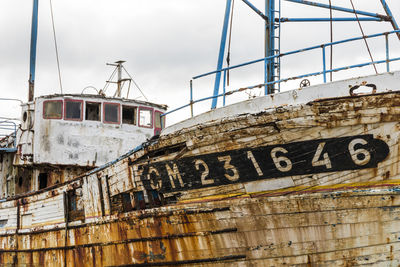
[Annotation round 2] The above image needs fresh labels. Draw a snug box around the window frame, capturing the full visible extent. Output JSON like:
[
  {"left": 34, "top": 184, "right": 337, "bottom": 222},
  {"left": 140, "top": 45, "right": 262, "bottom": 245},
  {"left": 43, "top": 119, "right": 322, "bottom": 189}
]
[
  {"left": 64, "top": 99, "right": 83, "bottom": 121},
  {"left": 43, "top": 100, "right": 63, "bottom": 120},
  {"left": 122, "top": 105, "right": 137, "bottom": 125},
  {"left": 85, "top": 101, "right": 102, "bottom": 122},
  {"left": 138, "top": 106, "right": 154, "bottom": 128},
  {"left": 154, "top": 110, "right": 165, "bottom": 135},
  {"left": 154, "top": 110, "right": 165, "bottom": 127},
  {"left": 103, "top": 102, "right": 121, "bottom": 124}
]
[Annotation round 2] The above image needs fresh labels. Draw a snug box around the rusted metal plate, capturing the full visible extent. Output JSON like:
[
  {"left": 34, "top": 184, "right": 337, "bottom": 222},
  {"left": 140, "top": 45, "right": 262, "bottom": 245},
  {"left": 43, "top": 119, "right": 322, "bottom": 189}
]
[{"left": 0, "top": 184, "right": 399, "bottom": 266}]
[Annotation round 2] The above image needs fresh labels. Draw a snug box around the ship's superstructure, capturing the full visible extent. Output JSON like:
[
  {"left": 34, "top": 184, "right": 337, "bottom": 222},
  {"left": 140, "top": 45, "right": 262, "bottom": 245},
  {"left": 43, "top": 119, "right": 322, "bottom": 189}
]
[{"left": 0, "top": 94, "right": 166, "bottom": 198}]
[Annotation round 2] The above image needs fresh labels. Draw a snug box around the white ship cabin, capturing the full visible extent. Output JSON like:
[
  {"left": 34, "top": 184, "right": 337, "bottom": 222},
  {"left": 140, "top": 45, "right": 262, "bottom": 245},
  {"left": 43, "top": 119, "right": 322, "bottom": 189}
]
[{"left": 0, "top": 94, "right": 166, "bottom": 198}]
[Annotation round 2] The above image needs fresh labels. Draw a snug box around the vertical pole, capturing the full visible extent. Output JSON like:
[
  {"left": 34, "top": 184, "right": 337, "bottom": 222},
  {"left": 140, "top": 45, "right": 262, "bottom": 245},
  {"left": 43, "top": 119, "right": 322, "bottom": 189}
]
[
  {"left": 277, "top": 0, "right": 281, "bottom": 92},
  {"left": 117, "top": 63, "right": 122, "bottom": 97},
  {"left": 322, "top": 45, "right": 327, "bottom": 83},
  {"left": 28, "top": 0, "right": 39, "bottom": 102},
  {"left": 223, "top": 70, "right": 227, "bottom": 106},
  {"left": 264, "top": 0, "right": 268, "bottom": 95},
  {"left": 380, "top": 0, "right": 400, "bottom": 41},
  {"left": 211, "top": 0, "right": 232, "bottom": 109},
  {"left": 385, "top": 33, "right": 390, "bottom": 72},
  {"left": 265, "top": 0, "right": 275, "bottom": 95},
  {"left": 190, "top": 80, "right": 194, "bottom": 118}
]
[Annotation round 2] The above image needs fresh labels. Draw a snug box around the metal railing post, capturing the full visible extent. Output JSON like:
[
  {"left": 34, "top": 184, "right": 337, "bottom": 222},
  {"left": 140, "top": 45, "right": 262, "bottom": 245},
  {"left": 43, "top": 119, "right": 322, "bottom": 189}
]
[
  {"left": 190, "top": 80, "right": 194, "bottom": 118},
  {"left": 385, "top": 33, "right": 390, "bottom": 72},
  {"left": 164, "top": 30, "right": 400, "bottom": 122},
  {"left": 223, "top": 70, "right": 227, "bottom": 106},
  {"left": 322, "top": 45, "right": 327, "bottom": 83}
]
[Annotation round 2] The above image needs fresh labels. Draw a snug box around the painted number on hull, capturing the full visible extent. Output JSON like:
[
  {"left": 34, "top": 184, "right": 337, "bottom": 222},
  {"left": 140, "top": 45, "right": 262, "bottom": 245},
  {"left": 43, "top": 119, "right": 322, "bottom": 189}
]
[
  {"left": 312, "top": 142, "right": 332, "bottom": 169},
  {"left": 348, "top": 138, "right": 371, "bottom": 166},
  {"left": 138, "top": 135, "right": 389, "bottom": 193},
  {"left": 271, "top": 147, "right": 292, "bottom": 172}
]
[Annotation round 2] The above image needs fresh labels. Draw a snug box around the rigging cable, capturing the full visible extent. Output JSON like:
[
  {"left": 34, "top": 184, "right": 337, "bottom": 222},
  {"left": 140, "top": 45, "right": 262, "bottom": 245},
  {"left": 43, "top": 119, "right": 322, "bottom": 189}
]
[
  {"left": 349, "top": 0, "right": 378, "bottom": 74},
  {"left": 226, "top": 0, "right": 235, "bottom": 86},
  {"left": 49, "top": 0, "right": 63, "bottom": 93},
  {"left": 328, "top": 0, "right": 333, "bottom": 82},
  {"left": 122, "top": 66, "right": 148, "bottom": 101},
  {"left": 102, "top": 67, "right": 117, "bottom": 94}
]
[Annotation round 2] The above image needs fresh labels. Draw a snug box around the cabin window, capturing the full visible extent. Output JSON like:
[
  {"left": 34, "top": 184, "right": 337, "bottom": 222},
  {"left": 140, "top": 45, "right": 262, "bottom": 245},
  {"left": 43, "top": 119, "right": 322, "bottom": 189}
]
[
  {"left": 85, "top": 102, "right": 101, "bottom": 121},
  {"left": 122, "top": 106, "right": 137, "bottom": 125},
  {"left": 104, "top": 103, "right": 120, "bottom": 124},
  {"left": 64, "top": 100, "right": 83, "bottom": 121},
  {"left": 38, "top": 173, "right": 48, "bottom": 189},
  {"left": 139, "top": 107, "right": 153, "bottom": 128},
  {"left": 43, "top": 100, "right": 63, "bottom": 119},
  {"left": 154, "top": 111, "right": 165, "bottom": 129}
]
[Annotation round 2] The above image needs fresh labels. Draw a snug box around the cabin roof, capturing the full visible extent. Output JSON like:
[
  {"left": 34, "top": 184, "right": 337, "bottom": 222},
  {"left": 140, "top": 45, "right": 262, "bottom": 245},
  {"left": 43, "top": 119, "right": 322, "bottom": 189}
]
[{"left": 30, "top": 94, "right": 168, "bottom": 110}]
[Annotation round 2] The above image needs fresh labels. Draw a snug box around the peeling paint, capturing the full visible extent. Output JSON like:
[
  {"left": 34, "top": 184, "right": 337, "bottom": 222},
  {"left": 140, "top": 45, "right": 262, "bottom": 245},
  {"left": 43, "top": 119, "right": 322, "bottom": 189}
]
[{"left": 0, "top": 74, "right": 399, "bottom": 265}]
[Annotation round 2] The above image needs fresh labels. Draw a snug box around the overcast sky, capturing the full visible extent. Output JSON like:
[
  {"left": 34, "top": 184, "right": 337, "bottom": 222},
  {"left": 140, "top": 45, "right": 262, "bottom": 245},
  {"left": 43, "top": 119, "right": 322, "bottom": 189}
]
[{"left": 0, "top": 0, "right": 399, "bottom": 126}]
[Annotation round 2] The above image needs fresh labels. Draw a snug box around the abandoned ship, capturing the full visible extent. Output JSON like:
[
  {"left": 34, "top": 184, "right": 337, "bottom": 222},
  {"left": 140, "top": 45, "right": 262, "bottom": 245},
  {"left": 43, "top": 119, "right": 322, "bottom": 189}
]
[{"left": 1, "top": 0, "right": 400, "bottom": 266}]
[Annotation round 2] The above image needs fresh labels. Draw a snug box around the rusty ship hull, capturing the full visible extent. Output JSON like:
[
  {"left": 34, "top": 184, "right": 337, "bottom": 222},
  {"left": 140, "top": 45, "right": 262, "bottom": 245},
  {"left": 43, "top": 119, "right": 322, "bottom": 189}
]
[{"left": 1, "top": 77, "right": 400, "bottom": 266}]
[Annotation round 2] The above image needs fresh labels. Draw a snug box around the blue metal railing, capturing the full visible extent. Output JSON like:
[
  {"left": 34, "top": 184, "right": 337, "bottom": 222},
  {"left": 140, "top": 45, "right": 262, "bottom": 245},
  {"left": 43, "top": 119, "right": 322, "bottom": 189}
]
[
  {"left": 0, "top": 98, "right": 21, "bottom": 153},
  {"left": 0, "top": 121, "right": 17, "bottom": 153},
  {"left": 161, "top": 30, "right": 400, "bottom": 119}
]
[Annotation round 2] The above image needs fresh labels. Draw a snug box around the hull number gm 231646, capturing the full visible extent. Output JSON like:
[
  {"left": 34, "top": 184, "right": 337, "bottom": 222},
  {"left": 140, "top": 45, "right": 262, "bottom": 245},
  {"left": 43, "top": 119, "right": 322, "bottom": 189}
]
[{"left": 133, "top": 135, "right": 389, "bottom": 193}]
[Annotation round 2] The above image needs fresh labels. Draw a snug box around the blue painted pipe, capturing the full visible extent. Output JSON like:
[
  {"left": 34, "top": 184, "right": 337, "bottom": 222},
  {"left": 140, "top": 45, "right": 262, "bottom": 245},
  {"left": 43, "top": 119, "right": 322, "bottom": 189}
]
[
  {"left": 322, "top": 46, "right": 326, "bottom": 83},
  {"left": 380, "top": 0, "right": 400, "bottom": 40},
  {"left": 29, "top": 0, "right": 39, "bottom": 101},
  {"left": 241, "top": 0, "right": 266, "bottom": 20},
  {"left": 385, "top": 34, "right": 390, "bottom": 72},
  {"left": 193, "top": 30, "right": 400, "bottom": 80},
  {"left": 279, "top": 17, "right": 382, "bottom": 22},
  {"left": 164, "top": 56, "right": 400, "bottom": 119},
  {"left": 211, "top": 0, "right": 232, "bottom": 109},
  {"left": 285, "top": 0, "right": 388, "bottom": 20},
  {"left": 266, "top": 0, "right": 276, "bottom": 95}
]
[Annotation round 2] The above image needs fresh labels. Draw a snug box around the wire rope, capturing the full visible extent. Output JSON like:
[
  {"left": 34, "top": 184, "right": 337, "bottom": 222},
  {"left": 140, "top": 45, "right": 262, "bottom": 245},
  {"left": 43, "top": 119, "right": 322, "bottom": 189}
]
[
  {"left": 349, "top": 0, "right": 378, "bottom": 74},
  {"left": 122, "top": 66, "right": 148, "bottom": 101},
  {"left": 49, "top": 0, "right": 63, "bottom": 93},
  {"left": 226, "top": 0, "right": 235, "bottom": 87}
]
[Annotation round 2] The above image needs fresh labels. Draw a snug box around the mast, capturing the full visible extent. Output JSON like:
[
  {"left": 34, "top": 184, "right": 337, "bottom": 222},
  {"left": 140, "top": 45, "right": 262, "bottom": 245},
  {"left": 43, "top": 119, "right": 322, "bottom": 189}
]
[
  {"left": 265, "top": 0, "right": 276, "bottom": 95},
  {"left": 28, "top": 0, "right": 39, "bottom": 102},
  {"left": 211, "top": 0, "right": 232, "bottom": 109},
  {"left": 106, "top": 60, "right": 132, "bottom": 98}
]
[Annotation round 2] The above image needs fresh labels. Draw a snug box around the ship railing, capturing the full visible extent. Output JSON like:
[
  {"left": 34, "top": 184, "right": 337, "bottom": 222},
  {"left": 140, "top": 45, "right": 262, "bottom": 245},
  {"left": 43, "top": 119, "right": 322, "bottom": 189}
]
[
  {"left": 161, "top": 29, "right": 400, "bottom": 120},
  {"left": 0, "top": 98, "right": 21, "bottom": 153},
  {"left": 0, "top": 120, "right": 17, "bottom": 153}
]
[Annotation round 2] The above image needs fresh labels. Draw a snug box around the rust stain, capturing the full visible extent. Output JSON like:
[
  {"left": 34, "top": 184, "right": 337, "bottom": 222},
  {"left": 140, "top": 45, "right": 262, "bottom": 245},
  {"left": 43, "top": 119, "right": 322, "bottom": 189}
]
[{"left": 1, "top": 92, "right": 400, "bottom": 266}]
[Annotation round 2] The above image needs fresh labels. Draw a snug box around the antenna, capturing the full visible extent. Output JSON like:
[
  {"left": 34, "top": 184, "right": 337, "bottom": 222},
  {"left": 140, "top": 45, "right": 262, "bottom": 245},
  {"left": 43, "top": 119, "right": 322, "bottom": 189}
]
[{"left": 106, "top": 61, "right": 132, "bottom": 98}]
